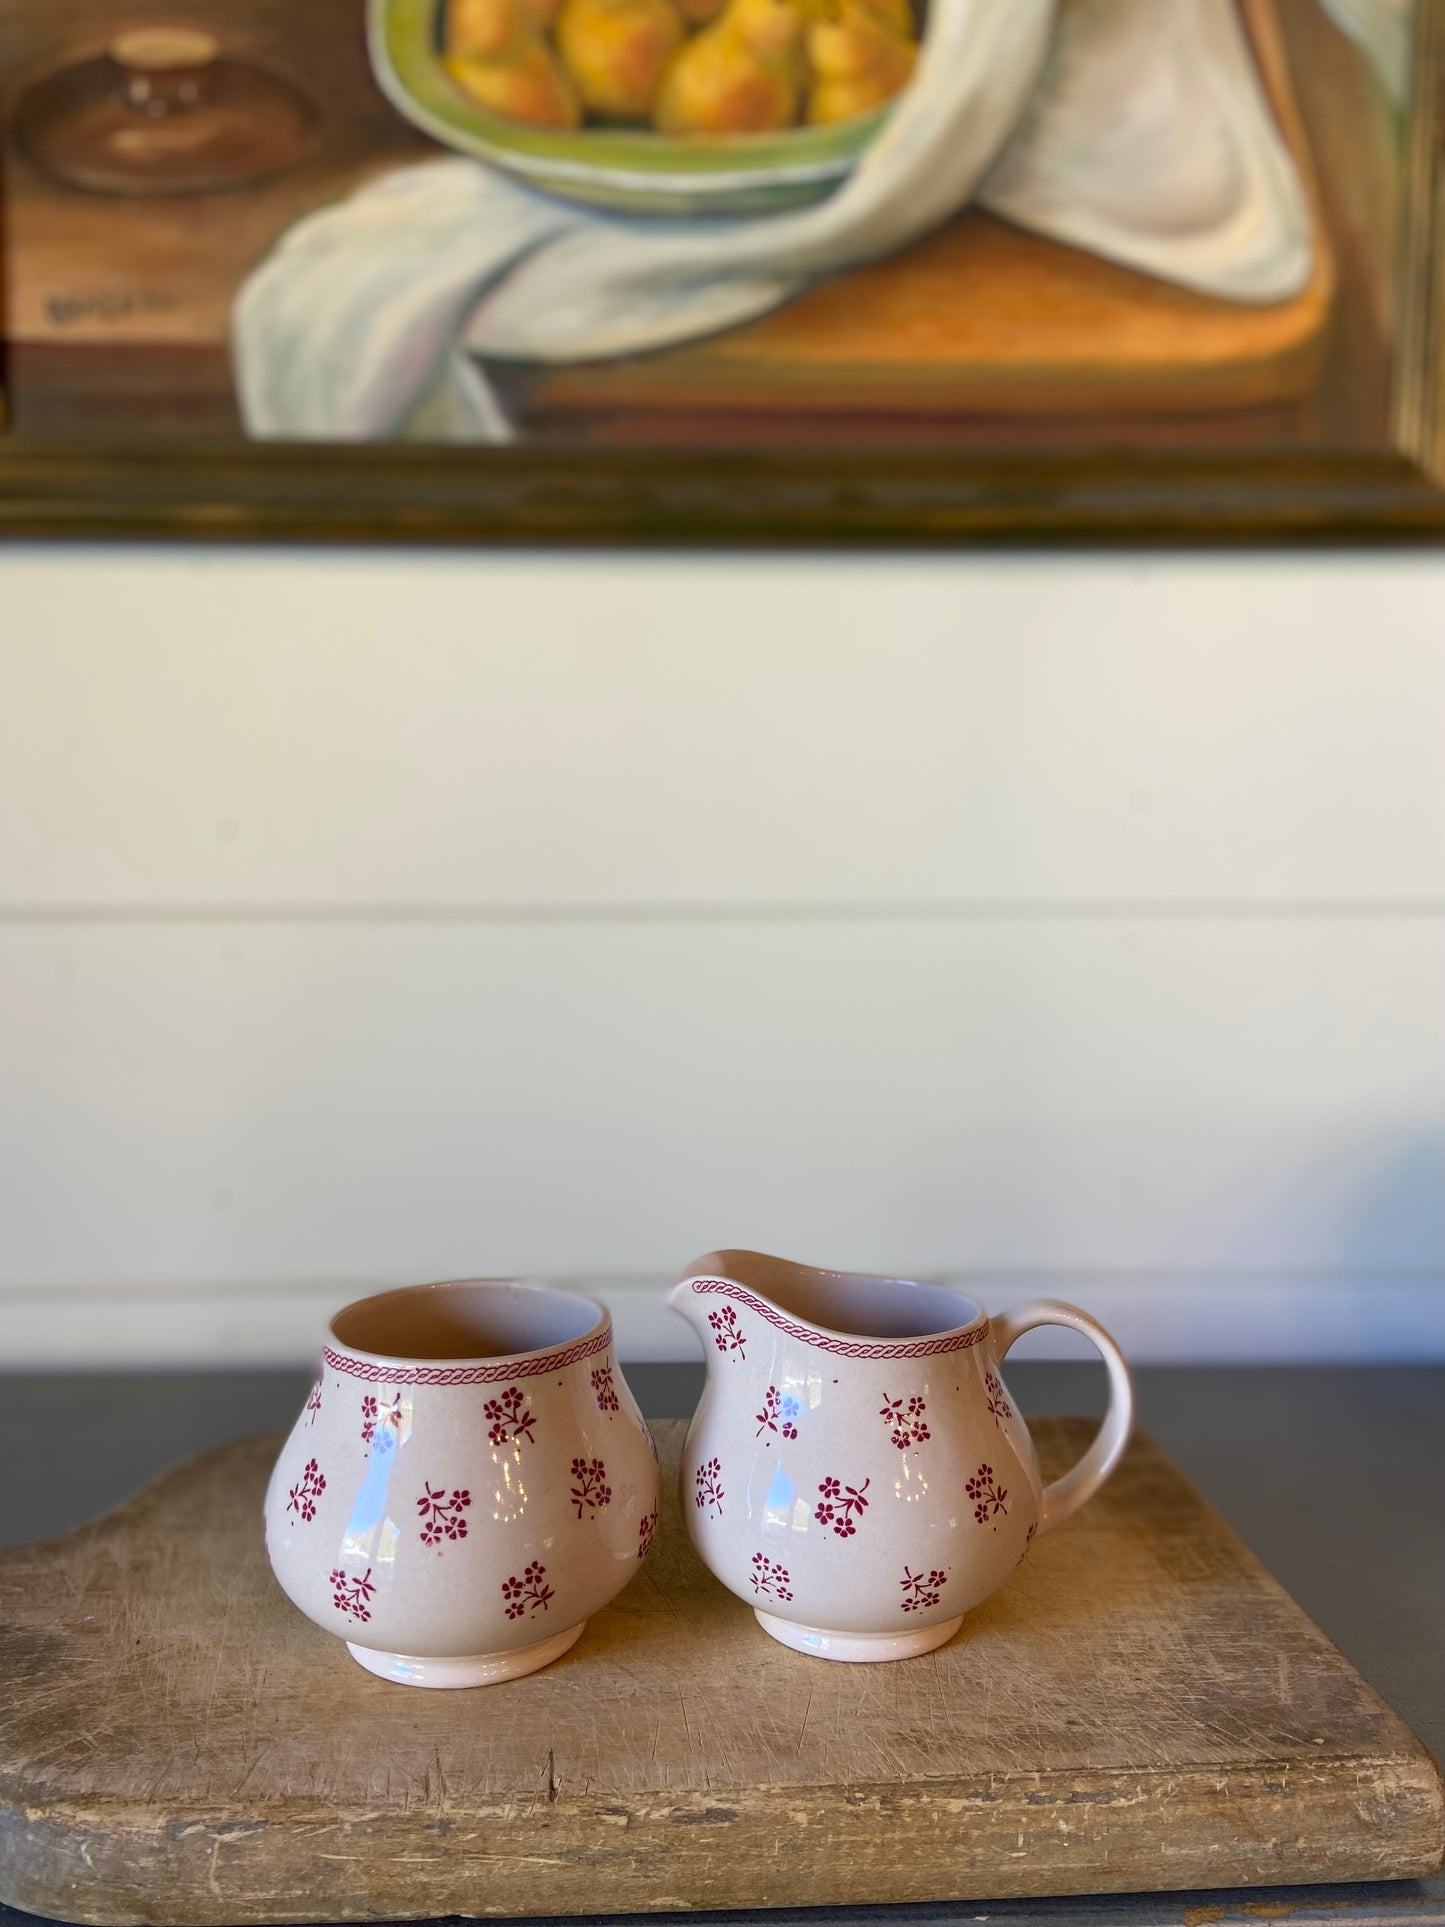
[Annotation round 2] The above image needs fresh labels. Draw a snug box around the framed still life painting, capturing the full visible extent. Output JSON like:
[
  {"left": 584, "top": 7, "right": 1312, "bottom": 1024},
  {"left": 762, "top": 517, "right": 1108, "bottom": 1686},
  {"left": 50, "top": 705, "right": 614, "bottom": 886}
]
[{"left": 0, "top": 0, "right": 1440, "bottom": 540}]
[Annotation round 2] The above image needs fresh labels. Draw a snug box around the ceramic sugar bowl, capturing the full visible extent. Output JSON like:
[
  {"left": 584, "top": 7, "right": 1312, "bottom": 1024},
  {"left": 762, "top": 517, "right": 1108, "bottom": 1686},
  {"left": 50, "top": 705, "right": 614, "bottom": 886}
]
[
  {"left": 265, "top": 1279, "right": 659, "bottom": 1687},
  {"left": 670, "top": 1250, "right": 1133, "bottom": 1662}
]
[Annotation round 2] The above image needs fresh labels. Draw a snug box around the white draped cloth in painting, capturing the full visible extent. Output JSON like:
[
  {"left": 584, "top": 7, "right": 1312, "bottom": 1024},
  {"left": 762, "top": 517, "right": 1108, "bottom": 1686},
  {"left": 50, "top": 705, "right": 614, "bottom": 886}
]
[{"left": 233, "top": 0, "right": 1318, "bottom": 443}]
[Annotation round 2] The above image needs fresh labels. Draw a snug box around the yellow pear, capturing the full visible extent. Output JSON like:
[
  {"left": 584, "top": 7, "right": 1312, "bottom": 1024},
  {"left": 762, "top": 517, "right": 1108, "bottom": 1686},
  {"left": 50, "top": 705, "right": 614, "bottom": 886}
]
[
  {"left": 448, "top": 0, "right": 558, "bottom": 56},
  {"left": 805, "top": 0, "right": 916, "bottom": 125},
  {"left": 556, "top": 0, "right": 686, "bottom": 120},
  {"left": 676, "top": 0, "right": 727, "bottom": 26},
  {"left": 847, "top": 0, "right": 913, "bottom": 34},
  {"left": 447, "top": 38, "right": 582, "bottom": 126},
  {"left": 652, "top": 0, "right": 812, "bottom": 135}
]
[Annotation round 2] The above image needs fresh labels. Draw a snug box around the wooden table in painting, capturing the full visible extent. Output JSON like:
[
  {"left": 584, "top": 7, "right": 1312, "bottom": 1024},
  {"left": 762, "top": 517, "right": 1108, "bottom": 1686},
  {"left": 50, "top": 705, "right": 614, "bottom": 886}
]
[{"left": 0, "top": 0, "right": 1402, "bottom": 449}]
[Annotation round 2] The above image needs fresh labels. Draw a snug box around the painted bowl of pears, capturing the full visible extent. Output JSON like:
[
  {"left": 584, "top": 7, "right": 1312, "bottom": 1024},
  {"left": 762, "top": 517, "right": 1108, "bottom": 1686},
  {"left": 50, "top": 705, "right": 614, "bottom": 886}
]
[{"left": 369, "top": 0, "right": 919, "bottom": 214}]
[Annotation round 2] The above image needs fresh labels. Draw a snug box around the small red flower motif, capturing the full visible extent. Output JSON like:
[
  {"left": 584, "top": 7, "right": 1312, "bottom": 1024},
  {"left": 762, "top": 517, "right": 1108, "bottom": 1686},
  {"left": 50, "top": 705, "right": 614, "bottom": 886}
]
[
  {"left": 880, "top": 1393, "right": 930, "bottom": 1451},
  {"left": 815, "top": 1475, "right": 871, "bottom": 1537},
  {"left": 984, "top": 1369, "right": 1012, "bottom": 1427},
  {"left": 591, "top": 1364, "right": 620, "bottom": 1414},
  {"left": 484, "top": 1383, "right": 536, "bottom": 1447},
  {"left": 966, "top": 1461, "right": 1009, "bottom": 1528},
  {"left": 285, "top": 1457, "right": 326, "bottom": 1522},
  {"left": 304, "top": 1379, "right": 322, "bottom": 1426},
  {"left": 361, "top": 1392, "right": 402, "bottom": 1449},
  {"left": 638, "top": 1509, "right": 658, "bottom": 1560},
  {"left": 756, "top": 1385, "right": 801, "bottom": 1440},
  {"left": 570, "top": 1456, "right": 612, "bottom": 1518},
  {"left": 501, "top": 1560, "right": 554, "bottom": 1619},
  {"left": 1024, "top": 1520, "right": 1037, "bottom": 1551},
  {"left": 694, "top": 1456, "right": 724, "bottom": 1517},
  {"left": 749, "top": 1553, "right": 794, "bottom": 1602},
  {"left": 900, "top": 1564, "right": 948, "bottom": 1612},
  {"left": 707, "top": 1305, "right": 747, "bottom": 1358},
  {"left": 329, "top": 1566, "right": 376, "bottom": 1621},
  {"left": 416, "top": 1481, "right": 472, "bottom": 1550}
]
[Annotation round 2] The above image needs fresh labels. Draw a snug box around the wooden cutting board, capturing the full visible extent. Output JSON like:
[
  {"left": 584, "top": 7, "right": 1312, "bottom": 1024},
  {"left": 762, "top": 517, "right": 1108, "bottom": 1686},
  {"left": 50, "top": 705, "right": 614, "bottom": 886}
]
[{"left": 0, "top": 1420, "right": 1440, "bottom": 1927}]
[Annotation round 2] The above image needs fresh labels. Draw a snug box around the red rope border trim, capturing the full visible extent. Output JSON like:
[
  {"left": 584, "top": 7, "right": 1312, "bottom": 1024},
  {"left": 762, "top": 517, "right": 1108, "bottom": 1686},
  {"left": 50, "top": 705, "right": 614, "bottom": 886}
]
[
  {"left": 323, "top": 1323, "right": 610, "bottom": 1385},
  {"left": 689, "top": 1279, "right": 987, "bottom": 1359}
]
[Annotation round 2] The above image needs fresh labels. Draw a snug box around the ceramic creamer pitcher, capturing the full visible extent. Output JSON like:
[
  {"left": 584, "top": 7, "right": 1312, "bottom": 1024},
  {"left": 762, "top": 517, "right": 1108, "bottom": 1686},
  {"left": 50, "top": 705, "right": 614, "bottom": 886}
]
[{"left": 670, "top": 1250, "right": 1132, "bottom": 1661}]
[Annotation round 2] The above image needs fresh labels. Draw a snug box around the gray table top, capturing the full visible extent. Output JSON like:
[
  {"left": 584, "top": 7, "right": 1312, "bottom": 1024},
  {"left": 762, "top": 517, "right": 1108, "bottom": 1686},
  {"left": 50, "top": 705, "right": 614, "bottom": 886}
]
[{"left": 1, "top": 1363, "right": 1441, "bottom": 1927}]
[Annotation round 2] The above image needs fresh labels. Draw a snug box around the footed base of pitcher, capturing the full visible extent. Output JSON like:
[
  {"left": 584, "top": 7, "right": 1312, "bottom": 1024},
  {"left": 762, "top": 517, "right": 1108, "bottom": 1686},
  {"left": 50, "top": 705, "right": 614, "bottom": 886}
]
[
  {"left": 754, "top": 1609, "right": 964, "bottom": 1663},
  {"left": 346, "top": 1621, "right": 586, "bottom": 1688}
]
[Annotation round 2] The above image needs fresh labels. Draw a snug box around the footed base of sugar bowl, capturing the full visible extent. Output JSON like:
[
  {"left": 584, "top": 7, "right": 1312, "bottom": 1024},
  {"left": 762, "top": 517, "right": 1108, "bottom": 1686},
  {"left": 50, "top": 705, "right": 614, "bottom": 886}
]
[
  {"left": 346, "top": 1621, "right": 586, "bottom": 1688},
  {"left": 754, "top": 1609, "right": 964, "bottom": 1663}
]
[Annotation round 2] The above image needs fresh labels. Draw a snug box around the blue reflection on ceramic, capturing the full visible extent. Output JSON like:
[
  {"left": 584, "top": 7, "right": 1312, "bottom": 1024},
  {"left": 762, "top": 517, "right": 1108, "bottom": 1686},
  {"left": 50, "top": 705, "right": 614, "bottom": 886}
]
[
  {"left": 762, "top": 1458, "right": 794, "bottom": 1530},
  {"left": 343, "top": 1429, "right": 400, "bottom": 1560}
]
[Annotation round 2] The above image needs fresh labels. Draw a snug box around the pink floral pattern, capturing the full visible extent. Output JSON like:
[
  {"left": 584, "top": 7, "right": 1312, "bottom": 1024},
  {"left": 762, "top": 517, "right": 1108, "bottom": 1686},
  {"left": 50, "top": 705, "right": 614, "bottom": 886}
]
[
  {"left": 750, "top": 1554, "right": 794, "bottom": 1601},
  {"left": 416, "top": 1481, "right": 472, "bottom": 1550},
  {"left": 285, "top": 1457, "right": 326, "bottom": 1522},
  {"left": 685, "top": 1279, "right": 985, "bottom": 1360},
  {"left": 694, "top": 1456, "right": 725, "bottom": 1517},
  {"left": 591, "top": 1363, "right": 620, "bottom": 1413},
  {"left": 708, "top": 1304, "right": 747, "bottom": 1358},
  {"left": 755, "top": 1384, "right": 801, "bottom": 1440},
  {"left": 304, "top": 1379, "right": 322, "bottom": 1426},
  {"left": 966, "top": 1461, "right": 1009, "bottom": 1527},
  {"left": 330, "top": 1566, "right": 376, "bottom": 1621},
  {"left": 502, "top": 1561, "right": 555, "bottom": 1619},
  {"left": 484, "top": 1384, "right": 536, "bottom": 1447},
  {"left": 880, "top": 1393, "right": 930, "bottom": 1451},
  {"left": 815, "top": 1475, "right": 871, "bottom": 1537},
  {"left": 361, "top": 1392, "right": 401, "bottom": 1448},
  {"left": 900, "top": 1564, "right": 948, "bottom": 1612},
  {"left": 569, "top": 1455, "right": 612, "bottom": 1517},
  {"left": 637, "top": 1509, "right": 658, "bottom": 1559},
  {"left": 984, "top": 1369, "right": 1012, "bottom": 1426}
]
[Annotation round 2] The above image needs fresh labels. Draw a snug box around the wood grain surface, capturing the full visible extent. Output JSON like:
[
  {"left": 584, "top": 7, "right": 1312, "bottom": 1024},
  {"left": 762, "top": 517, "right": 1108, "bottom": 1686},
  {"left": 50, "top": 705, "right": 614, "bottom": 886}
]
[{"left": 0, "top": 1420, "right": 1440, "bottom": 1927}]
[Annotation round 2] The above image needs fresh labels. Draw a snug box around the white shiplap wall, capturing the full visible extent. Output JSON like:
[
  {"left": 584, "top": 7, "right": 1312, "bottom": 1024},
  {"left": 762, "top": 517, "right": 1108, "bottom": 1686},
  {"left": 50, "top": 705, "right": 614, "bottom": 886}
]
[{"left": 1, "top": 545, "right": 1442, "bottom": 1366}]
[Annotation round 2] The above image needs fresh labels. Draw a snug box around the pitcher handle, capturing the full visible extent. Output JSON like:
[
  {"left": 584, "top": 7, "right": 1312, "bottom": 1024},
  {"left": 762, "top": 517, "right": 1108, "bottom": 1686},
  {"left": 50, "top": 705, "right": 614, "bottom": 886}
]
[{"left": 988, "top": 1300, "right": 1133, "bottom": 1535}]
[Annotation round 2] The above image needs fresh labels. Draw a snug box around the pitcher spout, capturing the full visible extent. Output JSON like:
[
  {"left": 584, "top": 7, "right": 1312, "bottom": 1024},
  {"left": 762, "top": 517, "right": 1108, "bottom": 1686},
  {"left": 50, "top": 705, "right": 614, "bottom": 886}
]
[
  {"left": 667, "top": 1254, "right": 734, "bottom": 1340},
  {"left": 667, "top": 1277, "right": 701, "bottom": 1327},
  {"left": 668, "top": 1249, "right": 989, "bottom": 1353}
]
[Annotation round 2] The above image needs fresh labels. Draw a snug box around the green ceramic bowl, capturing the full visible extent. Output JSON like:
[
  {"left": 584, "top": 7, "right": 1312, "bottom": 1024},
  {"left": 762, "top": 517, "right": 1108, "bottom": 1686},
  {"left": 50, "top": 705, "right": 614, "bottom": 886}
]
[{"left": 368, "top": 0, "right": 889, "bottom": 215}]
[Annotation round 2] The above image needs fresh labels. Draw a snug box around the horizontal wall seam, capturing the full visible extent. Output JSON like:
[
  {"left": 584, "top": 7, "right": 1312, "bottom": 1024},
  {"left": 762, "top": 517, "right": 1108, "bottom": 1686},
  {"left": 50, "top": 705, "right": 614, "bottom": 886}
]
[
  {"left": 4, "top": 899, "right": 1445, "bottom": 926},
  {"left": 4, "top": 1272, "right": 1444, "bottom": 1302}
]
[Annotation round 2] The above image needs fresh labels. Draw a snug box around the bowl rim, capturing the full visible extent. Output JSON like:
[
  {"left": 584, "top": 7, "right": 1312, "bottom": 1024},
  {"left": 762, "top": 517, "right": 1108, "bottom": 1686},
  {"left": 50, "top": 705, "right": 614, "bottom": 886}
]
[
  {"left": 327, "top": 1277, "right": 611, "bottom": 1370},
  {"left": 369, "top": 0, "right": 887, "bottom": 195}
]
